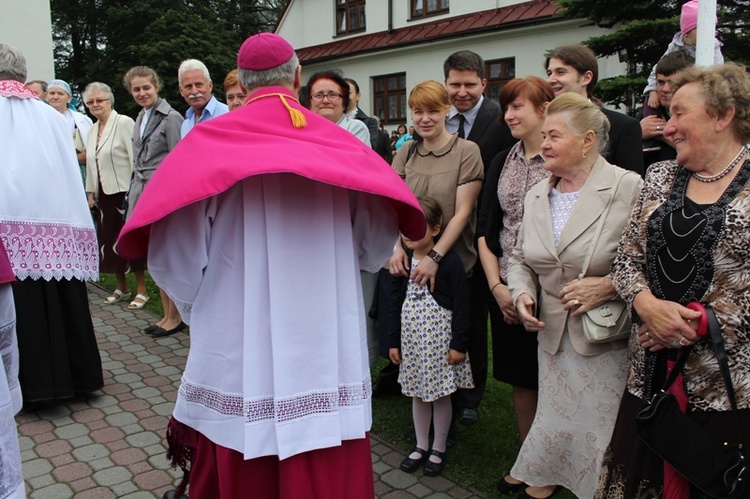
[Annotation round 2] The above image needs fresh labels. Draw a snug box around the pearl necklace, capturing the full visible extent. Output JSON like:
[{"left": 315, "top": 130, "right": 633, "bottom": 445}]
[{"left": 692, "top": 147, "right": 747, "bottom": 183}]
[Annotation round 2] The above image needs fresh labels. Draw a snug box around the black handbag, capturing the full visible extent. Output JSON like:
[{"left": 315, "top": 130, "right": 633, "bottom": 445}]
[{"left": 635, "top": 308, "right": 747, "bottom": 498}]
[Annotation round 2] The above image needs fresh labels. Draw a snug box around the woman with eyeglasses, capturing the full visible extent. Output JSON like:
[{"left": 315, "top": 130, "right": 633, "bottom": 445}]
[
  {"left": 306, "top": 71, "right": 370, "bottom": 145},
  {"left": 83, "top": 82, "right": 148, "bottom": 307}
]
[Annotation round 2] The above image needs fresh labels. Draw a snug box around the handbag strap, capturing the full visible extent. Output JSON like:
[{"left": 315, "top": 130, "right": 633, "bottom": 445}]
[
  {"left": 659, "top": 307, "right": 745, "bottom": 444},
  {"left": 706, "top": 308, "right": 739, "bottom": 412},
  {"left": 578, "top": 172, "right": 625, "bottom": 280}
]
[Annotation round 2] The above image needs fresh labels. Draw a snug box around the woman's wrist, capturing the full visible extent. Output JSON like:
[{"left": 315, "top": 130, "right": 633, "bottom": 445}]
[{"left": 490, "top": 282, "right": 502, "bottom": 293}]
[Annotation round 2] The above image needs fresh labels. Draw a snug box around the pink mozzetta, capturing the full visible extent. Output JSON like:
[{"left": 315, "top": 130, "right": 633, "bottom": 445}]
[{"left": 117, "top": 86, "right": 425, "bottom": 260}]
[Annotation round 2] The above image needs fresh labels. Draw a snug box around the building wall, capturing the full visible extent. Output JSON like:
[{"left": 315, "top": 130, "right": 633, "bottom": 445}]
[
  {"left": 2, "top": 0, "right": 55, "bottom": 81},
  {"left": 278, "top": 0, "right": 537, "bottom": 49},
  {"left": 297, "top": 19, "right": 625, "bottom": 126}
]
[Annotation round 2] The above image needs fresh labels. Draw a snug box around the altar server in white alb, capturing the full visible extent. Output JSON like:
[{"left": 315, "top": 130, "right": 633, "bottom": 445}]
[{"left": 117, "top": 32, "right": 424, "bottom": 498}]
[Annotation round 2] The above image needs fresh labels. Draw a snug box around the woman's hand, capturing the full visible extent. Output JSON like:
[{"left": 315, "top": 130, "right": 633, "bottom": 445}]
[
  {"left": 516, "top": 293, "right": 545, "bottom": 332},
  {"left": 492, "top": 283, "right": 519, "bottom": 324},
  {"left": 634, "top": 291, "right": 703, "bottom": 351},
  {"left": 447, "top": 349, "right": 466, "bottom": 365},
  {"left": 560, "top": 277, "right": 617, "bottom": 317},
  {"left": 389, "top": 348, "right": 402, "bottom": 365},
  {"left": 389, "top": 243, "right": 410, "bottom": 277},
  {"left": 87, "top": 193, "right": 96, "bottom": 210},
  {"left": 411, "top": 257, "right": 438, "bottom": 292}
]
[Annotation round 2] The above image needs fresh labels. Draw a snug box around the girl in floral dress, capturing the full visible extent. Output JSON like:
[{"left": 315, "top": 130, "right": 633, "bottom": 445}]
[{"left": 388, "top": 197, "right": 473, "bottom": 477}]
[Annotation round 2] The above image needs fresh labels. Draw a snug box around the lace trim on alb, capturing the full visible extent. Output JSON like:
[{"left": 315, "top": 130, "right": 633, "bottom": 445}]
[
  {"left": 180, "top": 377, "right": 372, "bottom": 425},
  {"left": 172, "top": 298, "right": 192, "bottom": 323},
  {"left": 0, "top": 220, "right": 98, "bottom": 281},
  {"left": 0, "top": 80, "right": 36, "bottom": 99}
]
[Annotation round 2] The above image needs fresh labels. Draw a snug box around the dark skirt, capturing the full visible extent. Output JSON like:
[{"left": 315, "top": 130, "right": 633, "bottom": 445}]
[
  {"left": 12, "top": 278, "right": 103, "bottom": 402},
  {"left": 489, "top": 299, "right": 538, "bottom": 390},
  {"left": 97, "top": 187, "right": 145, "bottom": 273},
  {"left": 596, "top": 390, "right": 750, "bottom": 499}
]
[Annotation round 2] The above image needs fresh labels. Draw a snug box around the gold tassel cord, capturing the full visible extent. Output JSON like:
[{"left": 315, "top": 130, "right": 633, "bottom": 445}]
[{"left": 246, "top": 93, "right": 307, "bottom": 128}]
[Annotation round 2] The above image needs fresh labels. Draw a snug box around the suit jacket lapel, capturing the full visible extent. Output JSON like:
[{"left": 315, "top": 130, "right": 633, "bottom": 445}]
[
  {"left": 467, "top": 99, "right": 491, "bottom": 142},
  {"left": 96, "top": 111, "right": 117, "bottom": 153},
  {"left": 529, "top": 178, "right": 560, "bottom": 262},
  {"left": 555, "top": 156, "right": 614, "bottom": 255}
]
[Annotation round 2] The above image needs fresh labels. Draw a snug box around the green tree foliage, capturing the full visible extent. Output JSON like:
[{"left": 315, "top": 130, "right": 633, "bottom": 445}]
[
  {"left": 51, "top": 0, "right": 284, "bottom": 117},
  {"left": 556, "top": 0, "right": 749, "bottom": 112}
]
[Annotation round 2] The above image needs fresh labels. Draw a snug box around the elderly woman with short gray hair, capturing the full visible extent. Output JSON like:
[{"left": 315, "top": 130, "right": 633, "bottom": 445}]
[{"left": 83, "top": 82, "right": 148, "bottom": 307}]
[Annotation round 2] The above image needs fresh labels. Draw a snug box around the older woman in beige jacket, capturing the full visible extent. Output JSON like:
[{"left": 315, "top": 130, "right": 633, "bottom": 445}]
[
  {"left": 84, "top": 82, "right": 147, "bottom": 307},
  {"left": 506, "top": 93, "right": 642, "bottom": 499}
]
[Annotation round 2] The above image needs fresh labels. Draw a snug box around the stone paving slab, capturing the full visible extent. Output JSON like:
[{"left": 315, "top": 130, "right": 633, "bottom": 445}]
[{"left": 16, "top": 283, "right": 485, "bottom": 498}]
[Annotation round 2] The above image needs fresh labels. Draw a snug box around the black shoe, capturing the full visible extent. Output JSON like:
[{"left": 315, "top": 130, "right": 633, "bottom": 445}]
[
  {"left": 517, "top": 485, "right": 561, "bottom": 499},
  {"left": 144, "top": 324, "right": 158, "bottom": 335},
  {"left": 496, "top": 477, "right": 526, "bottom": 495},
  {"left": 400, "top": 447, "right": 429, "bottom": 473},
  {"left": 162, "top": 491, "right": 188, "bottom": 499},
  {"left": 151, "top": 321, "right": 187, "bottom": 338},
  {"left": 458, "top": 407, "right": 479, "bottom": 426},
  {"left": 422, "top": 449, "right": 446, "bottom": 477}
]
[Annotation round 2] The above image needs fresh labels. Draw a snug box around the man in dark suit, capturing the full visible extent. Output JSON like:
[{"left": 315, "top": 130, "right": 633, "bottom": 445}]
[
  {"left": 545, "top": 44, "right": 644, "bottom": 175},
  {"left": 442, "top": 50, "right": 516, "bottom": 427}
]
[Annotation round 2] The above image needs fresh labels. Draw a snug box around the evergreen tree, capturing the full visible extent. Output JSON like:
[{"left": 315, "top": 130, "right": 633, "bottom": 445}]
[
  {"left": 51, "top": 0, "right": 284, "bottom": 117},
  {"left": 556, "top": 0, "right": 748, "bottom": 112}
]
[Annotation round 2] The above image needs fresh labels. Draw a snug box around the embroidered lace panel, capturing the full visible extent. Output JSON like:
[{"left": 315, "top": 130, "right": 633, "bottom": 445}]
[
  {"left": 180, "top": 377, "right": 372, "bottom": 424},
  {"left": 0, "top": 220, "right": 98, "bottom": 281},
  {"left": 0, "top": 80, "right": 36, "bottom": 99}
]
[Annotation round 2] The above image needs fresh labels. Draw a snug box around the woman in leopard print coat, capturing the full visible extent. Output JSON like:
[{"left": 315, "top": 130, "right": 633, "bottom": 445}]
[{"left": 596, "top": 64, "right": 750, "bottom": 499}]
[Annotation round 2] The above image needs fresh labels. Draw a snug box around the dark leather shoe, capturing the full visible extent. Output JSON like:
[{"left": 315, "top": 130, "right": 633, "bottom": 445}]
[
  {"left": 458, "top": 407, "right": 479, "bottom": 425},
  {"left": 144, "top": 324, "right": 158, "bottom": 335},
  {"left": 496, "top": 476, "right": 526, "bottom": 495},
  {"left": 422, "top": 449, "right": 446, "bottom": 477},
  {"left": 517, "top": 485, "right": 561, "bottom": 499},
  {"left": 151, "top": 321, "right": 187, "bottom": 338},
  {"left": 400, "top": 447, "right": 429, "bottom": 473}
]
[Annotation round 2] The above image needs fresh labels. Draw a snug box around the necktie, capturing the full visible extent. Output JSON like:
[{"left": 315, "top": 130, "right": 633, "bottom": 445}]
[{"left": 457, "top": 114, "right": 466, "bottom": 139}]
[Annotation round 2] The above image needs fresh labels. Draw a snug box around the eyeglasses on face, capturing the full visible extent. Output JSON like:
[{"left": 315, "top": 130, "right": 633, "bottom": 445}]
[
  {"left": 85, "top": 98, "right": 109, "bottom": 106},
  {"left": 311, "top": 92, "right": 342, "bottom": 101}
]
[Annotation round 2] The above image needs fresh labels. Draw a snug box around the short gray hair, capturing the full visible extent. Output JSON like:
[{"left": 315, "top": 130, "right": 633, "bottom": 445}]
[
  {"left": 0, "top": 43, "right": 27, "bottom": 83},
  {"left": 238, "top": 53, "right": 299, "bottom": 93},
  {"left": 83, "top": 81, "right": 115, "bottom": 106},
  {"left": 178, "top": 59, "right": 211, "bottom": 86}
]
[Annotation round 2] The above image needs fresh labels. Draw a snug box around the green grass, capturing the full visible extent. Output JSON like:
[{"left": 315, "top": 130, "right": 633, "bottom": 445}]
[{"left": 97, "top": 272, "right": 576, "bottom": 498}]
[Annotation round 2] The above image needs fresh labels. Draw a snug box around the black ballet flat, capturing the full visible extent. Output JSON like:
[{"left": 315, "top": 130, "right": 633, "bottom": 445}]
[
  {"left": 144, "top": 324, "right": 158, "bottom": 335},
  {"left": 151, "top": 321, "right": 187, "bottom": 338},
  {"left": 400, "top": 447, "right": 429, "bottom": 473},
  {"left": 422, "top": 449, "right": 446, "bottom": 477},
  {"left": 496, "top": 476, "right": 526, "bottom": 495}
]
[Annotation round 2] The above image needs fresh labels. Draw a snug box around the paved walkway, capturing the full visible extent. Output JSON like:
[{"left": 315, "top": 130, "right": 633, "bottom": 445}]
[{"left": 18, "top": 283, "right": 486, "bottom": 498}]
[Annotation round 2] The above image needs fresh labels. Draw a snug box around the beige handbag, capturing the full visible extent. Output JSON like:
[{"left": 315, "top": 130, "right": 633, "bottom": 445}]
[{"left": 578, "top": 174, "right": 631, "bottom": 344}]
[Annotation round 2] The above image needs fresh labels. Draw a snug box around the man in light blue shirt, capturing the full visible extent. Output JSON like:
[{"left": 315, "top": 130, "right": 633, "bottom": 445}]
[{"left": 178, "top": 59, "right": 228, "bottom": 138}]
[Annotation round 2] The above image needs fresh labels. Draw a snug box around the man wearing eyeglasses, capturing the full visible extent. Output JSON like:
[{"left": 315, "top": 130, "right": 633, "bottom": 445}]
[{"left": 178, "top": 59, "right": 228, "bottom": 138}]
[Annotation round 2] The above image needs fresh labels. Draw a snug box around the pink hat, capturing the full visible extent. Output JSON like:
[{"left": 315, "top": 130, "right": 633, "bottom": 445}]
[
  {"left": 237, "top": 33, "right": 294, "bottom": 71},
  {"left": 680, "top": 0, "right": 698, "bottom": 35}
]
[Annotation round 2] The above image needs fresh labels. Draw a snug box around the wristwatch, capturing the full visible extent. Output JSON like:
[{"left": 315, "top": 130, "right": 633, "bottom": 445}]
[{"left": 427, "top": 249, "right": 443, "bottom": 264}]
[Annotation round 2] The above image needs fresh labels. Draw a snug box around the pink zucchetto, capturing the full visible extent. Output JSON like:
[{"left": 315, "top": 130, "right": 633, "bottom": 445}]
[{"left": 237, "top": 33, "right": 294, "bottom": 71}]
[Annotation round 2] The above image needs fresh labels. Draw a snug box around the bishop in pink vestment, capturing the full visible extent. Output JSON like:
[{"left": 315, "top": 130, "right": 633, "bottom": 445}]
[{"left": 117, "top": 33, "right": 424, "bottom": 498}]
